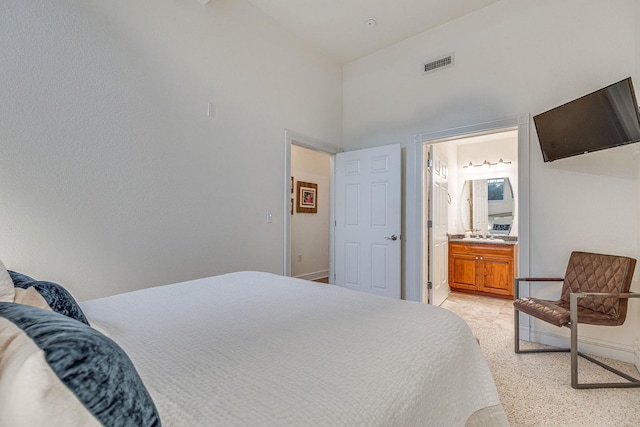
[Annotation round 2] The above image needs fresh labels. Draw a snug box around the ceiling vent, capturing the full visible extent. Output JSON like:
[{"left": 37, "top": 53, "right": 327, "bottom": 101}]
[{"left": 422, "top": 53, "right": 454, "bottom": 75}]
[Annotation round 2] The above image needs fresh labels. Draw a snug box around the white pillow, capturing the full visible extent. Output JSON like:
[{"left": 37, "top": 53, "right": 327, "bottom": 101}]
[{"left": 0, "top": 259, "right": 14, "bottom": 303}]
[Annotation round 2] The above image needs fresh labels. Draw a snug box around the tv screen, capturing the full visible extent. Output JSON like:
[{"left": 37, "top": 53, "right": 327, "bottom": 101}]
[{"left": 533, "top": 77, "right": 640, "bottom": 162}]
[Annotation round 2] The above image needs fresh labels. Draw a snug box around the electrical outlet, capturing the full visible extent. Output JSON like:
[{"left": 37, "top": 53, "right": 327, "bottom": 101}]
[{"left": 298, "top": 254, "right": 302, "bottom": 262}]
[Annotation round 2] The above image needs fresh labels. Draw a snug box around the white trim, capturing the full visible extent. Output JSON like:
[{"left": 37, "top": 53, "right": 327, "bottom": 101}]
[
  {"left": 283, "top": 130, "right": 341, "bottom": 283},
  {"left": 516, "top": 114, "right": 530, "bottom": 278},
  {"left": 413, "top": 115, "right": 530, "bottom": 304}
]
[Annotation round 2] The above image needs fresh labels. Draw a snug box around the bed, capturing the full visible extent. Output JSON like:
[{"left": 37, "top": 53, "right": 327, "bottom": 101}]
[{"left": 0, "top": 267, "right": 507, "bottom": 426}]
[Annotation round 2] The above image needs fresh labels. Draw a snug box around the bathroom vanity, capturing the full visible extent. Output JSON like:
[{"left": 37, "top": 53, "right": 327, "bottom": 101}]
[
  {"left": 446, "top": 166, "right": 519, "bottom": 299},
  {"left": 448, "top": 239, "right": 517, "bottom": 299}
]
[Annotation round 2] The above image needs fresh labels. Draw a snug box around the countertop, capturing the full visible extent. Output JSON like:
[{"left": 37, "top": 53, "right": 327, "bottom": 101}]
[{"left": 449, "top": 234, "right": 518, "bottom": 245}]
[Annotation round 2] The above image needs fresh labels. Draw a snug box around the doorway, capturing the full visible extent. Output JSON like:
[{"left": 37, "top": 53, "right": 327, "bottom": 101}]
[
  {"left": 283, "top": 130, "right": 340, "bottom": 282},
  {"left": 416, "top": 116, "right": 530, "bottom": 305},
  {"left": 290, "top": 145, "right": 331, "bottom": 281},
  {"left": 284, "top": 132, "right": 402, "bottom": 297}
]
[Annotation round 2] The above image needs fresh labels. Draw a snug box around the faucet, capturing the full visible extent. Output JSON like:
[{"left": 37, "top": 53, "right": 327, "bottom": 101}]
[{"left": 473, "top": 229, "right": 486, "bottom": 238}]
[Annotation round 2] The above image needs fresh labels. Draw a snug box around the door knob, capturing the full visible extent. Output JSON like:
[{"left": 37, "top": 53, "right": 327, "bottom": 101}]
[{"left": 385, "top": 234, "right": 398, "bottom": 241}]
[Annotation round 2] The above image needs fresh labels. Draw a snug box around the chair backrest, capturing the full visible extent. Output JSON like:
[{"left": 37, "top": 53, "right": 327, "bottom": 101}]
[{"left": 560, "top": 251, "right": 636, "bottom": 323}]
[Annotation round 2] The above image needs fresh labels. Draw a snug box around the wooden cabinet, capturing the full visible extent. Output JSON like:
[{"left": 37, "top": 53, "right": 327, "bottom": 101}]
[{"left": 448, "top": 241, "right": 517, "bottom": 298}]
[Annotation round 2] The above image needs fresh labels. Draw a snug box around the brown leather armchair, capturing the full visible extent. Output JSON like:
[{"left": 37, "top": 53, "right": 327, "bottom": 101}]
[{"left": 513, "top": 251, "right": 639, "bottom": 388}]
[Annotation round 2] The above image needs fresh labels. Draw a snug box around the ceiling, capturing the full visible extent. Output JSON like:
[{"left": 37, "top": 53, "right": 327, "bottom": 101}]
[{"left": 246, "top": 0, "right": 502, "bottom": 63}]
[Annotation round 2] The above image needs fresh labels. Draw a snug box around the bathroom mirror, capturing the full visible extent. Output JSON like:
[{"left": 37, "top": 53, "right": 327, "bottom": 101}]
[{"left": 460, "top": 177, "right": 514, "bottom": 235}]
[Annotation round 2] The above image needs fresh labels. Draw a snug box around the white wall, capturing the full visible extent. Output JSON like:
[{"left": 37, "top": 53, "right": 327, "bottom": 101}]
[
  {"left": 0, "top": 0, "right": 342, "bottom": 300},
  {"left": 343, "top": 0, "right": 639, "bottom": 362},
  {"left": 290, "top": 146, "right": 330, "bottom": 280}
]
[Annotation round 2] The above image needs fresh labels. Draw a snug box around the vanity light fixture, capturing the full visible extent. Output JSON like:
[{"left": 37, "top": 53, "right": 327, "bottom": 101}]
[{"left": 463, "top": 159, "right": 512, "bottom": 168}]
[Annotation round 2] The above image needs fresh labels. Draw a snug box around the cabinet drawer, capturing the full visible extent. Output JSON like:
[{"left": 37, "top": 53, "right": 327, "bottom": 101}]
[{"left": 449, "top": 242, "right": 515, "bottom": 257}]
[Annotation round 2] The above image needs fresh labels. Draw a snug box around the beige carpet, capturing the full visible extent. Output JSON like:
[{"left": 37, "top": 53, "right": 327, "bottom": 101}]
[{"left": 441, "top": 292, "right": 640, "bottom": 427}]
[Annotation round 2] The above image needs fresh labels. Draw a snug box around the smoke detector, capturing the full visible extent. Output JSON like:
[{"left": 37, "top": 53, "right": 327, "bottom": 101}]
[{"left": 364, "top": 18, "right": 377, "bottom": 28}]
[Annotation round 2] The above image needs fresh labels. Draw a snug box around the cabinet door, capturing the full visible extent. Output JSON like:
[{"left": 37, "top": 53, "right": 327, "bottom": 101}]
[
  {"left": 479, "top": 256, "right": 513, "bottom": 296},
  {"left": 449, "top": 253, "right": 478, "bottom": 291}
]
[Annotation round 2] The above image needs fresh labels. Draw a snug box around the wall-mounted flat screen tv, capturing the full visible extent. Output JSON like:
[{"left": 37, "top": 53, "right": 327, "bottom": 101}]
[{"left": 533, "top": 77, "right": 640, "bottom": 162}]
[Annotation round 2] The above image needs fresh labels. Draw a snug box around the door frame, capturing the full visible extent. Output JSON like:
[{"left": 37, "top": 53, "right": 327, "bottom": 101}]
[
  {"left": 425, "top": 144, "right": 450, "bottom": 306},
  {"left": 414, "top": 115, "right": 531, "bottom": 304},
  {"left": 283, "top": 129, "right": 342, "bottom": 281}
]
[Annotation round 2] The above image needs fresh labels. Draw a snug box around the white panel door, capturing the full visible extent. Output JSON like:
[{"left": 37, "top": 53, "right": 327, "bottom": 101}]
[
  {"left": 335, "top": 144, "right": 401, "bottom": 299},
  {"left": 428, "top": 145, "right": 449, "bottom": 306}
]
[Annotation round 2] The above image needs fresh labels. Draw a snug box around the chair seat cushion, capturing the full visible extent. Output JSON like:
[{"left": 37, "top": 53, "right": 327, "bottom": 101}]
[{"left": 514, "top": 297, "right": 626, "bottom": 327}]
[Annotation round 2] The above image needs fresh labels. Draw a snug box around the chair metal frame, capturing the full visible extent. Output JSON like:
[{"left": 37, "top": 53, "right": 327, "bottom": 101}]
[{"left": 514, "top": 277, "right": 640, "bottom": 389}]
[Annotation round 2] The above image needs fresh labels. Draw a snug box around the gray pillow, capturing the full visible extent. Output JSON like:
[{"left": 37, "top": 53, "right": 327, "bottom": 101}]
[
  {"left": 0, "top": 302, "right": 161, "bottom": 426},
  {"left": 8, "top": 271, "right": 89, "bottom": 325}
]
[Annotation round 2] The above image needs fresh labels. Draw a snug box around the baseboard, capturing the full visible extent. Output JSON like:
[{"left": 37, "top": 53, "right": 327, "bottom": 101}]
[
  {"left": 294, "top": 270, "right": 329, "bottom": 282},
  {"left": 520, "top": 327, "right": 637, "bottom": 364}
]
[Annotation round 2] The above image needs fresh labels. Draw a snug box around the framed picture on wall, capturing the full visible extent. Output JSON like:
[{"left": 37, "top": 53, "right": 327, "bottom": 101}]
[{"left": 296, "top": 181, "right": 317, "bottom": 213}]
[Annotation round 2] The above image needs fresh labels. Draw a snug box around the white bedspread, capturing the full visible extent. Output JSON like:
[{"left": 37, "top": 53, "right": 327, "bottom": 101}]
[{"left": 80, "top": 272, "right": 504, "bottom": 426}]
